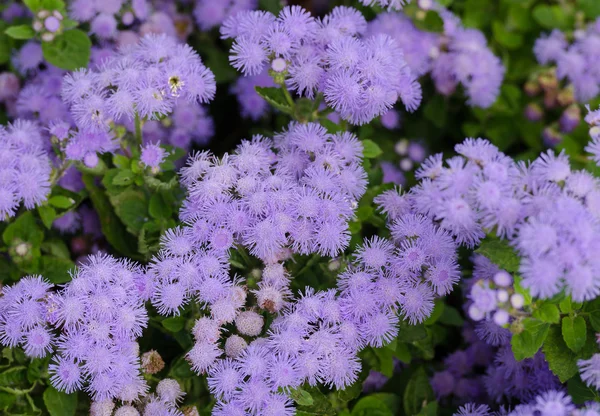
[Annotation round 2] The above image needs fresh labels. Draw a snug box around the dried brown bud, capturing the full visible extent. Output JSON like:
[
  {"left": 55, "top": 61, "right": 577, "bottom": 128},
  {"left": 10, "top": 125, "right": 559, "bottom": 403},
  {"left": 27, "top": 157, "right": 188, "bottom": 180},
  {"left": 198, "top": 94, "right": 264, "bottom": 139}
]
[{"left": 140, "top": 350, "right": 165, "bottom": 375}]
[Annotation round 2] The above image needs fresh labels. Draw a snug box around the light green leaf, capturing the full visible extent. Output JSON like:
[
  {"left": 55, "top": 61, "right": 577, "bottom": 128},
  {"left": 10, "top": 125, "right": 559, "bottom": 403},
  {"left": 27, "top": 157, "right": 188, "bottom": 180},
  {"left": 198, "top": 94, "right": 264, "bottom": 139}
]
[
  {"left": 562, "top": 316, "right": 587, "bottom": 353},
  {"left": 511, "top": 318, "right": 550, "bottom": 361},
  {"left": 112, "top": 169, "right": 135, "bottom": 186},
  {"left": 290, "top": 387, "right": 314, "bottom": 407},
  {"left": 532, "top": 303, "right": 560, "bottom": 324},
  {"left": 5, "top": 25, "right": 35, "bottom": 40},
  {"left": 48, "top": 195, "right": 75, "bottom": 209},
  {"left": 162, "top": 316, "right": 185, "bottom": 333},
  {"left": 475, "top": 236, "right": 520, "bottom": 273},
  {"left": 362, "top": 139, "right": 383, "bottom": 159},
  {"left": 37, "top": 205, "right": 57, "bottom": 229},
  {"left": 42, "top": 29, "right": 91, "bottom": 71}
]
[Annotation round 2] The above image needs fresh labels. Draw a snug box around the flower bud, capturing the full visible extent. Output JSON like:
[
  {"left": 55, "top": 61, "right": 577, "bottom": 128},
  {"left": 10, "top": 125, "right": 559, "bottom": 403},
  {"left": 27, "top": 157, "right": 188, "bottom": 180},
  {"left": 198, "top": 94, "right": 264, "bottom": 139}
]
[
  {"left": 225, "top": 334, "right": 248, "bottom": 358},
  {"left": 141, "top": 350, "right": 165, "bottom": 374},
  {"left": 510, "top": 293, "right": 525, "bottom": 309}
]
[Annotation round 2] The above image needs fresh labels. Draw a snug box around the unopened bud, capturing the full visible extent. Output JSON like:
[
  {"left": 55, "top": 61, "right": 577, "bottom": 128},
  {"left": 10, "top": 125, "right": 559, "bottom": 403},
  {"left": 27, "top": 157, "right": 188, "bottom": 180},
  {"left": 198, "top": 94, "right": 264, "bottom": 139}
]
[
  {"left": 225, "top": 334, "right": 248, "bottom": 358},
  {"left": 140, "top": 350, "right": 165, "bottom": 374},
  {"left": 524, "top": 103, "right": 543, "bottom": 122}
]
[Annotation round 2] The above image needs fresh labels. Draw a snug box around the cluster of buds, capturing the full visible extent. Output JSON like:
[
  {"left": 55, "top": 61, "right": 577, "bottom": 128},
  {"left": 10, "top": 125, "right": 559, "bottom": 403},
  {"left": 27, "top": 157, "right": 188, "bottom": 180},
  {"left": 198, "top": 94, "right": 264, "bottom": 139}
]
[
  {"left": 524, "top": 69, "right": 582, "bottom": 147},
  {"left": 467, "top": 270, "right": 525, "bottom": 327},
  {"left": 32, "top": 9, "right": 64, "bottom": 42}
]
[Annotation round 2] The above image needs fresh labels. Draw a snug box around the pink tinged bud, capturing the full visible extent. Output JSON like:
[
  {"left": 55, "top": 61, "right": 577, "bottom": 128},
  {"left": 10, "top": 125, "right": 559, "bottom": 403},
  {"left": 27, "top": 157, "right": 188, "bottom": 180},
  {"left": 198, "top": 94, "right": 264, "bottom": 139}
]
[
  {"left": 271, "top": 58, "right": 287, "bottom": 73},
  {"left": 41, "top": 32, "right": 55, "bottom": 42},
  {"left": 84, "top": 152, "right": 99, "bottom": 168},
  {"left": 559, "top": 104, "right": 581, "bottom": 134},
  {"left": 493, "top": 310, "right": 509, "bottom": 326},
  {"left": 33, "top": 21, "right": 44, "bottom": 32},
  {"left": 524, "top": 103, "right": 543, "bottom": 122},
  {"left": 122, "top": 11, "right": 135, "bottom": 26},
  {"left": 44, "top": 16, "right": 61, "bottom": 32},
  {"left": 224, "top": 334, "right": 248, "bottom": 358},
  {"left": 510, "top": 293, "right": 524, "bottom": 309},
  {"left": 497, "top": 289, "right": 509, "bottom": 303},
  {"left": 493, "top": 271, "right": 512, "bottom": 287},
  {"left": 468, "top": 304, "right": 484, "bottom": 321},
  {"left": 399, "top": 158, "right": 413, "bottom": 172}
]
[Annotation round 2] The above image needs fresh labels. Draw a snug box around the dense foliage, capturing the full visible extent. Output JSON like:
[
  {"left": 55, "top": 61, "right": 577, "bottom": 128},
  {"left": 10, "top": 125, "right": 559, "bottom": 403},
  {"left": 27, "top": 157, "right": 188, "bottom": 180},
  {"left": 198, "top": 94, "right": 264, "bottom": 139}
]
[{"left": 1, "top": 0, "right": 600, "bottom": 415}]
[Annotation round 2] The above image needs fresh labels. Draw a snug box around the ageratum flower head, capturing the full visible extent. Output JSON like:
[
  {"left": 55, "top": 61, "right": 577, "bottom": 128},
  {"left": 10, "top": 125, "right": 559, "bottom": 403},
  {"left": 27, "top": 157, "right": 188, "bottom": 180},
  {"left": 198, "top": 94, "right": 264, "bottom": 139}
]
[
  {"left": 534, "top": 18, "right": 600, "bottom": 102},
  {"left": 222, "top": 6, "right": 422, "bottom": 124},
  {"left": 0, "top": 120, "right": 52, "bottom": 218},
  {"left": 193, "top": 0, "right": 257, "bottom": 31},
  {"left": 367, "top": 6, "right": 505, "bottom": 108},
  {"left": 48, "top": 254, "right": 152, "bottom": 401},
  {"left": 59, "top": 33, "right": 216, "bottom": 163}
]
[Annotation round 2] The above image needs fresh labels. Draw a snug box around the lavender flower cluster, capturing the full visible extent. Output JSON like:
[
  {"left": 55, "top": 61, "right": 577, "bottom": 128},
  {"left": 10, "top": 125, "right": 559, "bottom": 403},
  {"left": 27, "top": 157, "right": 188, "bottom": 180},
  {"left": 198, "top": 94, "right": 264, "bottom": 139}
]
[
  {"left": 367, "top": 6, "right": 505, "bottom": 108},
  {"left": 193, "top": 0, "right": 257, "bottom": 32},
  {"left": 0, "top": 120, "right": 51, "bottom": 218},
  {"left": 59, "top": 33, "right": 215, "bottom": 165},
  {"left": 534, "top": 19, "right": 600, "bottom": 103},
  {"left": 401, "top": 134, "right": 600, "bottom": 301},
  {"left": 0, "top": 254, "right": 152, "bottom": 402},
  {"left": 222, "top": 6, "right": 422, "bottom": 124}
]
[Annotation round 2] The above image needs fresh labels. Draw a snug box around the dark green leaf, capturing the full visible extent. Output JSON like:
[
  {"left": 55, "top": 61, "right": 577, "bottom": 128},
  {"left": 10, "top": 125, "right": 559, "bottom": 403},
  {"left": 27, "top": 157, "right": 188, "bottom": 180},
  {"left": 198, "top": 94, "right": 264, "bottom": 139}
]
[
  {"left": 362, "top": 139, "right": 383, "bottom": 159},
  {"left": 3, "top": 212, "right": 44, "bottom": 247},
  {"left": 475, "top": 236, "right": 520, "bottom": 273},
  {"left": 162, "top": 316, "right": 185, "bottom": 333},
  {"left": 403, "top": 367, "right": 435, "bottom": 415},
  {"left": 511, "top": 318, "right": 550, "bottom": 360},
  {"left": 397, "top": 323, "right": 428, "bottom": 343},
  {"left": 0, "top": 366, "right": 27, "bottom": 386},
  {"left": 438, "top": 305, "right": 464, "bottom": 327},
  {"left": 532, "top": 303, "right": 560, "bottom": 324},
  {"left": 149, "top": 193, "right": 172, "bottom": 219},
  {"left": 42, "top": 29, "right": 91, "bottom": 71},
  {"left": 255, "top": 87, "right": 293, "bottom": 114},
  {"left": 169, "top": 356, "right": 194, "bottom": 379},
  {"left": 82, "top": 174, "right": 139, "bottom": 259},
  {"left": 351, "top": 397, "right": 393, "bottom": 416},
  {"left": 413, "top": 11, "right": 444, "bottom": 32},
  {"left": 372, "top": 346, "right": 394, "bottom": 377},
  {"left": 23, "top": 0, "right": 42, "bottom": 12},
  {"left": 109, "top": 189, "right": 148, "bottom": 235},
  {"left": 5, "top": 25, "right": 35, "bottom": 40},
  {"left": 259, "top": 0, "right": 283, "bottom": 14},
  {"left": 424, "top": 300, "right": 445, "bottom": 326},
  {"left": 568, "top": 375, "right": 599, "bottom": 404},
  {"left": 43, "top": 386, "right": 77, "bottom": 416},
  {"left": 41, "top": 256, "right": 75, "bottom": 283},
  {"left": 423, "top": 94, "right": 447, "bottom": 128},
  {"left": 562, "top": 316, "right": 587, "bottom": 353},
  {"left": 584, "top": 298, "right": 600, "bottom": 332}
]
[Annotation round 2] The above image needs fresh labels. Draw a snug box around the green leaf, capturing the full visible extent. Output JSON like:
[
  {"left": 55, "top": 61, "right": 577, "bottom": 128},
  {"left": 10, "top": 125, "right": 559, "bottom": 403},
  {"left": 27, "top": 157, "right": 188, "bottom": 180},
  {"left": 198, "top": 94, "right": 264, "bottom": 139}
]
[
  {"left": 543, "top": 325, "right": 597, "bottom": 382},
  {"left": 149, "top": 193, "right": 172, "bottom": 219},
  {"left": 259, "top": 0, "right": 283, "bottom": 14},
  {"left": 492, "top": 21, "right": 523, "bottom": 49},
  {"left": 438, "top": 305, "right": 464, "bottom": 327},
  {"left": 532, "top": 5, "right": 573, "bottom": 30},
  {"left": 351, "top": 397, "right": 393, "bottom": 416},
  {"left": 424, "top": 300, "right": 445, "bottom": 326},
  {"left": 423, "top": 94, "right": 447, "bottom": 128},
  {"left": 169, "top": 356, "right": 194, "bottom": 379},
  {"left": 417, "top": 401, "right": 438, "bottom": 416},
  {"left": 112, "top": 169, "right": 135, "bottom": 186},
  {"left": 290, "top": 387, "right": 314, "bottom": 406},
  {"left": 5, "top": 25, "right": 35, "bottom": 40},
  {"left": 362, "top": 139, "right": 383, "bottom": 159},
  {"left": 584, "top": 298, "right": 600, "bottom": 332},
  {"left": 109, "top": 189, "right": 148, "bottom": 235},
  {"left": 3, "top": 211, "right": 44, "bottom": 247},
  {"left": 23, "top": 0, "right": 43, "bottom": 12},
  {"left": 41, "top": 256, "right": 75, "bottom": 283},
  {"left": 43, "top": 386, "right": 77, "bottom": 416},
  {"left": 0, "top": 366, "right": 27, "bottom": 386},
  {"left": 562, "top": 316, "right": 587, "bottom": 353},
  {"left": 403, "top": 367, "right": 435, "bottom": 415},
  {"left": 82, "top": 174, "right": 139, "bottom": 259},
  {"left": 397, "top": 323, "right": 428, "bottom": 343},
  {"left": 372, "top": 346, "right": 394, "bottom": 377},
  {"left": 532, "top": 303, "right": 560, "bottom": 324},
  {"left": 413, "top": 10, "right": 444, "bottom": 32},
  {"left": 474, "top": 236, "right": 520, "bottom": 273},
  {"left": 48, "top": 195, "right": 75, "bottom": 209},
  {"left": 42, "top": 29, "right": 91, "bottom": 71},
  {"left": 578, "top": 0, "right": 600, "bottom": 18},
  {"left": 560, "top": 297, "right": 573, "bottom": 314},
  {"left": 37, "top": 205, "right": 57, "bottom": 229},
  {"left": 568, "top": 375, "right": 599, "bottom": 404},
  {"left": 255, "top": 87, "right": 293, "bottom": 114},
  {"left": 511, "top": 318, "right": 550, "bottom": 361},
  {"left": 41, "top": 0, "right": 66, "bottom": 10},
  {"left": 162, "top": 316, "right": 185, "bottom": 333},
  {"left": 41, "top": 239, "right": 71, "bottom": 260}
]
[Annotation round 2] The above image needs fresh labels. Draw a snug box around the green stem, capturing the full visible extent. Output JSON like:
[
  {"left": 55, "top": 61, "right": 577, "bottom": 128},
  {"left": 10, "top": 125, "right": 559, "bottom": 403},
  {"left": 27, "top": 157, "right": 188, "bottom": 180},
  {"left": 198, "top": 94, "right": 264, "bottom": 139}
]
[
  {"left": 134, "top": 112, "right": 143, "bottom": 148},
  {"left": 281, "top": 86, "right": 295, "bottom": 109},
  {"left": 0, "top": 381, "right": 37, "bottom": 395},
  {"left": 50, "top": 160, "right": 74, "bottom": 187}
]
